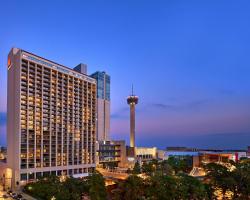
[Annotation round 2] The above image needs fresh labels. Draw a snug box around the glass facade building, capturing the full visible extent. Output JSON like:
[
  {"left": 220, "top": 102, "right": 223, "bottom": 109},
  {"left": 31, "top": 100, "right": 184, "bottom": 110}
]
[
  {"left": 90, "top": 71, "right": 110, "bottom": 141},
  {"left": 91, "top": 72, "right": 110, "bottom": 101}
]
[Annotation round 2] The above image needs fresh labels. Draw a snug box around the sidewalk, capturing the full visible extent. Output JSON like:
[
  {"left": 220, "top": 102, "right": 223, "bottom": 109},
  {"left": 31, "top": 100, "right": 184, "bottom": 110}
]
[
  {"left": 20, "top": 192, "right": 37, "bottom": 200},
  {"left": 14, "top": 188, "right": 37, "bottom": 200}
]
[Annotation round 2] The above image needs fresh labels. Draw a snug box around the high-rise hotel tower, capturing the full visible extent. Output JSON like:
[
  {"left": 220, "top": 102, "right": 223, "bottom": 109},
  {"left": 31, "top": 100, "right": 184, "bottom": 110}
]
[
  {"left": 7, "top": 48, "right": 96, "bottom": 188},
  {"left": 90, "top": 71, "right": 110, "bottom": 141}
]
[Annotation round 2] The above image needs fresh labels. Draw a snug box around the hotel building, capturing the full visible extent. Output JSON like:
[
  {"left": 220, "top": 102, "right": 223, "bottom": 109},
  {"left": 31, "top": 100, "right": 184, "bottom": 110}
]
[
  {"left": 7, "top": 48, "right": 96, "bottom": 188},
  {"left": 90, "top": 71, "right": 110, "bottom": 141}
]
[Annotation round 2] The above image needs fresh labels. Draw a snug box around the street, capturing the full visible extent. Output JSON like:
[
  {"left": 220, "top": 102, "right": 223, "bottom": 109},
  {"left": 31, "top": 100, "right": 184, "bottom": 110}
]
[{"left": 0, "top": 184, "right": 36, "bottom": 200}]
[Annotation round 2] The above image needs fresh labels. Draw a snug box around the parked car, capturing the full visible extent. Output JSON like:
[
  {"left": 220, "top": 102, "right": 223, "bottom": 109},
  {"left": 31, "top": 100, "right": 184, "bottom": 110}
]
[
  {"left": 11, "top": 192, "right": 17, "bottom": 198},
  {"left": 17, "top": 194, "right": 23, "bottom": 200},
  {"left": 7, "top": 190, "right": 12, "bottom": 195}
]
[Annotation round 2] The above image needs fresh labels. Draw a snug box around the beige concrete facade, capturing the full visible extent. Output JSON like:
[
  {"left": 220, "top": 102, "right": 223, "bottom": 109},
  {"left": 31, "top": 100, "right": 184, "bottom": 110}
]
[
  {"left": 96, "top": 140, "right": 127, "bottom": 168},
  {"left": 96, "top": 99, "right": 110, "bottom": 141},
  {"left": 127, "top": 95, "right": 138, "bottom": 149},
  {"left": 7, "top": 48, "right": 97, "bottom": 189},
  {"left": 129, "top": 104, "right": 135, "bottom": 148},
  {"left": 135, "top": 147, "right": 158, "bottom": 161},
  {"left": 0, "top": 163, "right": 12, "bottom": 190},
  {"left": 90, "top": 71, "right": 110, "bottom": 142}
]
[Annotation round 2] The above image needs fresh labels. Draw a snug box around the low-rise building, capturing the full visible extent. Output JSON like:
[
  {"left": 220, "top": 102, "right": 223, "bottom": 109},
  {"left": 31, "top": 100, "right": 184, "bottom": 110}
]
[
  {"left": 166, "top": 147, "right": 198, "bottom": 152},
  {"left": 166, "top": 146, "right": 247, "bottom": 168},
  {"left": 199, "top": 150, "right": 247, "bottom": 164},
  {"left": 97, "top": 140, "right": 126, "bottom": 168},
  {"left": 135, "top": 147, "right": 158, "bottom": 162}
]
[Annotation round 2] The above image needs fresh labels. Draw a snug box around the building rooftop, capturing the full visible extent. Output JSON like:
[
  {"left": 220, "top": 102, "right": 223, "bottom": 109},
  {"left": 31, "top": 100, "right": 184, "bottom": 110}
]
[{"left": 14, "top": 48, "right": 96, "bottom": 83}]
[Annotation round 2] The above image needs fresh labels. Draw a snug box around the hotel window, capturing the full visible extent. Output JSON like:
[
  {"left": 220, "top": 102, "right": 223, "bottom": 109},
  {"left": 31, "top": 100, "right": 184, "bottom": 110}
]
[{"left": 20, "top": 173, "right": 27, "bottom": 181}]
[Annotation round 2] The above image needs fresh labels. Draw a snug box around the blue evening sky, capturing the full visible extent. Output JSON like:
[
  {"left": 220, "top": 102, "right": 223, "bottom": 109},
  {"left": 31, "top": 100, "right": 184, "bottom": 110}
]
[{"left": 0, "top": 0, "right": 250, "bottom": 149}]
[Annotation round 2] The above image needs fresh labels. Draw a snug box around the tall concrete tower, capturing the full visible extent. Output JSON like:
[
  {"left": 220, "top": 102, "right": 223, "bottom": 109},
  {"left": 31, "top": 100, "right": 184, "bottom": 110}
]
[
  {"left": 90, "top": 71, "right": 110, "bottom": 141},
  {"left": 127, "top": 86, "right": 139, "bottom": 148}
]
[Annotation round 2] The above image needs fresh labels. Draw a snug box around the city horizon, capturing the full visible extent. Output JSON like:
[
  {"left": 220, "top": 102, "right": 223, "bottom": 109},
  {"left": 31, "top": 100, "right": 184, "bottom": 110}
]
[
  {"left": 1, "top": 103, "right": 249, "bottom": 149},
  {"left": 1, "top": 2, "right": 250, "bottom": 199},
  {"left": 1, "top": 1, "right": 250, "bottom": 150},
  {"left": 0, "top": 45, "right": 249, "bottom": 149}
]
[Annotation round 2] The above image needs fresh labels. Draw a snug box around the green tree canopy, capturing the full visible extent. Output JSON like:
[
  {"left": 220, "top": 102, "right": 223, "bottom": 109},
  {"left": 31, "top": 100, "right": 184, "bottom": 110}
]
[
  {"left": 88, "top": 171, "right": 107, "bottom": 200},
  {"left": 132, "top": 161, "right": 141, "bottom": 174},
  {"left": 114, "top": 175, "right": 145, "bottom": 200}
]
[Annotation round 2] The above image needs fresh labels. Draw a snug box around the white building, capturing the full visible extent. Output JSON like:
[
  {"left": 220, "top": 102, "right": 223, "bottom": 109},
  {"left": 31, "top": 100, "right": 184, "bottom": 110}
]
[{"left": 7, "top": 48, "right": 97, "bottom": 189}]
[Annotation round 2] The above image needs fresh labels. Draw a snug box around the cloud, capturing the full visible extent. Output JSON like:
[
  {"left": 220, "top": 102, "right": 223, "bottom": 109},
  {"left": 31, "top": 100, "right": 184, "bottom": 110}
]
[
  {"left": 111, "top": 99, "right": 210, "bottom": 121},
  {"left": 219, "top": 89, "right": 236, "bottom": 96},
  {"left": 186, "top": 99, "right": 210, "bottom": 109},
  {"left": 149, "top": 99, "right": 210, "bottom": 112},
  {"left": 111, "top": 107, "right": 129, "bottom": 119},
  {"left": 150, "top": 103, "right": 176, "bottom": 110}
]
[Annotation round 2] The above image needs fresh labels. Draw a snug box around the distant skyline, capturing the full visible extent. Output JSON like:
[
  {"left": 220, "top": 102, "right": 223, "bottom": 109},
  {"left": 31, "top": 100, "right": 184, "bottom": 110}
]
[{"left": 1, "top": 0, "right": 250, "bottom": 149}]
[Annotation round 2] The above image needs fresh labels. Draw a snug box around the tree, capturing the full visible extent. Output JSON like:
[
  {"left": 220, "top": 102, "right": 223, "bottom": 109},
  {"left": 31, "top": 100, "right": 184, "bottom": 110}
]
[
  {"left": 132, "top": 161, "right": 141, "bottom": 174},
  {"left": 176, "top": 174, "right": 209, "bottom": 200},
  {"left": 24, "top": 175, "right": 94, "bottom": 200},
  {"left": 232, "top": 159, "right": 250, "bottom": 199},
  {"left": 204, "top": 163, "right": 235, "bottom": 199},
  {"left": 24, "top": 175, "right": 62, "bottom": 200},
  {"left": 167, "top": 156, "right": 192, "bottom": 174},
  {"left": 88, "top": 171, "right": 107, "bottom": 200},
  {"left": 60, "top": 177, "right": 88, "bottom": 200},
  {"left": 203, "top": 183, "right": 216, "bottom": 200},
  {"left": 203, "top": 160, "right": 250, "bottom": 199},
  {"left": 114, "top": 175, "right": 145, "bottom": 200},
  {"left": 141, "top": 162, "right": 154, "bottom": 176},
  {"left": 145, "top": 174, "right": 177, "bottom": 200},
  {"left": 159, "top": 160, "right": 174, "bottom": 176}
]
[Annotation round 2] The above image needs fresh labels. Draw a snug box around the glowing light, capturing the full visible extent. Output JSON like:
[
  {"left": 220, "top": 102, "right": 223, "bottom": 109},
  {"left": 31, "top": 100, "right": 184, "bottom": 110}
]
[
  {"left": 7, "top": 57, "right": 11, "bottom": 70},
  {"left": 59, "top": 175, "right": 66, "bottom": 182}
]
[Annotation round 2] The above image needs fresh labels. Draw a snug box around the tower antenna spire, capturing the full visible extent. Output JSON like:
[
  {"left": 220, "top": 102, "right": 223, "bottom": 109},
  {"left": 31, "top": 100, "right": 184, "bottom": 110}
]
[{"left": 132, "top": 84, "right": 134, "bottom": 95}]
